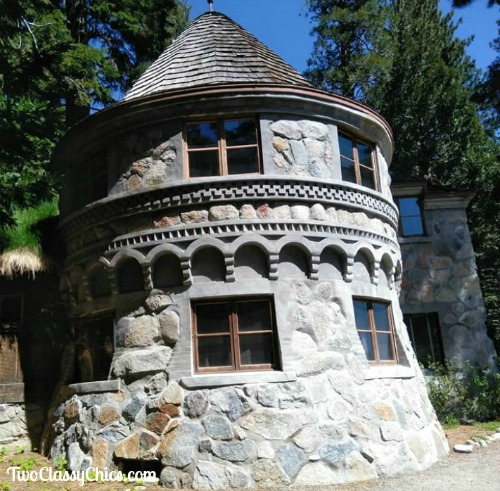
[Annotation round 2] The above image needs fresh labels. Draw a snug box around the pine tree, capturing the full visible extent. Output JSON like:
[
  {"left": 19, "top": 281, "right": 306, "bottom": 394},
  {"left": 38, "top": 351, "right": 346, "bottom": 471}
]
[{"left": 0, "top": 0, "right": 189, "bottom": 224}]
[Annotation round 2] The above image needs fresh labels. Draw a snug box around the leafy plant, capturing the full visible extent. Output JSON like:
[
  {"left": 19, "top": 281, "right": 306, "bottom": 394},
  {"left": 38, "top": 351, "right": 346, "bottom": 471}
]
[
  {"left": 0, "top": 481, "right": 12, "bottom": 491},
  {"left": 53, "top": 453, "right": 67, "bottom": 472},
  {"left": 426, "top": 361, "right": 500, "bottom": 424},
  {"left": 10, "top": 455, "right": 39, "bottom": 472}
]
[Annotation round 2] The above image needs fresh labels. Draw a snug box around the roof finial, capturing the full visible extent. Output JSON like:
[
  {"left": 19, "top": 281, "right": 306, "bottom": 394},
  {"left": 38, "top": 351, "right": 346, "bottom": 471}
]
[{"left": 208, "top": 0, "right": 214, "bottom": 13}]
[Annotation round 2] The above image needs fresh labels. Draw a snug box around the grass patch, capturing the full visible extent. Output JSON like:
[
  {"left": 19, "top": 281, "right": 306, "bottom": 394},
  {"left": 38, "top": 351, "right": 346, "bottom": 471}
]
[{"left": 472, "top": 421, "right": 500, "bottom": 432}]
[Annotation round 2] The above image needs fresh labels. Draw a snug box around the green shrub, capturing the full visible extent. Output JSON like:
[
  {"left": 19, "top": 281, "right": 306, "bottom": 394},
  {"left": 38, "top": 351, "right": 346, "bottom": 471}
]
[{"left": 426, "top": 360, "right": 500, "bottom": 424}]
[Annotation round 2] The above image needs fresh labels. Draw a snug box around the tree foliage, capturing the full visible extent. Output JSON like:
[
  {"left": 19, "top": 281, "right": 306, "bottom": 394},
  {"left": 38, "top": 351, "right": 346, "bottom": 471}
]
[{"left": 0, "top": 0, "right": 189, "bottom": 226}]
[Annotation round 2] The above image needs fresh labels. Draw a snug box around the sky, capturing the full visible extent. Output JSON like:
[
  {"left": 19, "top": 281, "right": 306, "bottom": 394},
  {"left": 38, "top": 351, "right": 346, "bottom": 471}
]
[{"left": 187, "top": 0, "right": 498, "bottom": 73}]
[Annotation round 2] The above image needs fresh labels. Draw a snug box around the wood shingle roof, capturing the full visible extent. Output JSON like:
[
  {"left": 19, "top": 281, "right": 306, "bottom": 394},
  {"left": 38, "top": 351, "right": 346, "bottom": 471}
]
[{"left": 124, "top": 11, "right": 312, "bottom": 101}]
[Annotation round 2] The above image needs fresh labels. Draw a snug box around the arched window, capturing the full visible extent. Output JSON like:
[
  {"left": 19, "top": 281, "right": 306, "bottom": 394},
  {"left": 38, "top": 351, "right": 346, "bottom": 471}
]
[{"left": 352, "top": 250, "right": 372, "bottom": 282}]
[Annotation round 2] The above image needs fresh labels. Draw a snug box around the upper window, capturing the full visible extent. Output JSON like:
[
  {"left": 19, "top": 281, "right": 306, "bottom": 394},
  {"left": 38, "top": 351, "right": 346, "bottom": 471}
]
[
  {"left": 192, "top": 297, "right": 278, "bottom": 373},
  {"left": 396, "top": 197, "right": 425, "bottom": 237},
  {"left": 354, "top": 299, "right": 397, "bottom": 363},
  {"left": 404, "top": 313, "right": 444, "bottom": 368},
  {"left": 185, "top": 119, "right": 261, "bottom": 178},
  {"left": 339, "top": 134, "right": 378, "bottom": 190},
  {"left": 74, "top": 149, "right": 108, "bottom": 209}
]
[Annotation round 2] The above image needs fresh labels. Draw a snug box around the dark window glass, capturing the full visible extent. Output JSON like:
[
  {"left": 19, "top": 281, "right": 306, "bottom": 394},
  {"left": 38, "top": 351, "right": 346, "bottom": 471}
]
[
  {"left": 237, "top": 301, "right": 271, "bottom": 332},
  {"left": 354, "top": 299, "right": 396, "bottom": 363},
  {"left": 193, "top": 297, "right": 278, "bottom": 372},
  {"left": 196, "top": 303, "right": 230, "bottom": 334},
  {"left": 405, "top": 313, "right": 443, "bottom": 367},
  {"left": 187, "top": 123, "right": 218, "bottom": 148},
  {"left": 357, "top": 143, "right": 372, "bottom": 167},
  {"left": 397, "top": 197, "right": 425, "bottom": 237},
  {"left": 341, "top": 157, "right": 357, "bottom": 184},
  {"left": 189, "top": 150, "right": 219, "bottom": 177},
  {"left": 360, "top": 165, "right": 376, "bottom": 190},
  {"left": 339, "top": 135, "right": 354, "bottom": 159},
  {"left": 198, "top": 337, "right": 232, "bottom": 368},
  {"left": 240, "top": 333, "right": 274, "bottom": 365},
  {"left": 225, "top": 120, "right": 257, "bottom": 146},
  {"left": 227, "top": 147, "right": 259, "bottom": 174}
]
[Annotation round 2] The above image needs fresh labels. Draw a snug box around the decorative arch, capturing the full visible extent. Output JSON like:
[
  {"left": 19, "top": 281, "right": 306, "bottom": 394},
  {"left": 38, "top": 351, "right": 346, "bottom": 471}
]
[
  {"left": 378, "top": 253, "right": 394, "bottom": 289},
  {"left": 318, "top": 245, "right": 345, "bottom": 280},
  {"left": 352, "top": 247, "right": 375, "bottom": 283},
  {"left": 116, "top": 257, "right": 144, "bottom": 293},
  {"left": 191, "top": 246, "right": 226, "bottom": 283},
  {"left": 153, "top": 254, "right": 184, "bottom": 288},
  {"left": 278, "top": 243, "right": 310, "bottom": 279},
  {"left": 234, "top": 243, "right": 269, "bottom": 280}
]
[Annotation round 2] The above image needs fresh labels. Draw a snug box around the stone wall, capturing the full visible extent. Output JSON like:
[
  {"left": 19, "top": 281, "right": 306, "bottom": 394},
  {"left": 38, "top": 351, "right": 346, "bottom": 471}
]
[
  {"left": 0, "top": 403, "right": 45, "bottom": 451},
  {"left": 400, "top": 206, "right": 497, "bottom": 367}
]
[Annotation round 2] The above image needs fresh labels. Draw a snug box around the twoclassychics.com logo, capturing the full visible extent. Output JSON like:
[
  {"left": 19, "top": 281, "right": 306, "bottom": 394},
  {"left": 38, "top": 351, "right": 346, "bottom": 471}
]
[{"left": 7, "top": 466, "right": 157, "bottom": 487}]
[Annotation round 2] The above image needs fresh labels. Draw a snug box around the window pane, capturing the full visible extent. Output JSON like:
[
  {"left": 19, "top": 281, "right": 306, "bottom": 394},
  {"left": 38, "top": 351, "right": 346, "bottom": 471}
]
[
  {"left": 239, "top": 333, "right": 274, "bottom": 365},
  {"left": 354, "top": 301, "right": 370, "bottom": 330},
  {"left": 187, "top": 123, "right": 218, "bottom": 148},
  {"left": 237, "top": 301, "right": 271, "bottom": 332},
  {"left": 360, "top": 165, "right": 376, "bottom": 190},
  {"left": 227, "top": 147, "right": 259, "bottom": 175},
  {"left": 373, "top": 303, "right": 390, "bottom": 332},
  {"left": 225, "top": 120, "right": 257, "bottom": 146},
  {"left": 358, "top": 332, "right": 375, "bottom": 361},
  {"left": 357, "top": 143, "right": 372, "bottom": 167},
  {"left": 399, "top": 197, "right": 421, "bottom": 217},
  {"left": 196, "top": 303, "right": 230, "bottom": 334},
  {"left": 401, "top": 216, "right": 424, "bottom": 236},
  {"left": 1, "top": 297, "right": 22, "bottom": 323},
  {"left": 376, "top": 333, "right": 394, "bottom": 360},
  {"left": 198, "top": 336, "right": 232, "bottom": 367},
  {"left": 339, "top": 135, "right": 354, "bottom": 158},
  {"left": 189, "top": 150, "right": 219, "bottom": 177},
  {"left": 341, "top": 157, "right": 356, "bottom": 184}
]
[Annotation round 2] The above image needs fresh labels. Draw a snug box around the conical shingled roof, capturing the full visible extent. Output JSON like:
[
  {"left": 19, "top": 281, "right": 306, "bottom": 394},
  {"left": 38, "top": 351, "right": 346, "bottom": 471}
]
[{"left": 124, "top": 11, "right": 312, "bottom": 101}]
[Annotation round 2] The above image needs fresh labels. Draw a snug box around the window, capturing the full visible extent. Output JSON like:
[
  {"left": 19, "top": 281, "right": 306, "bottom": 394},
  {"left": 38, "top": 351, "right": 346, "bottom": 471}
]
[
  {"left": 339, "top": 133, "right": 378, "bottom": 190},
  {"left": 185, "top": 119, "right": 261, "bottom": 177},
  {"left": 75, "top": 317, "right": 114, "bottom": 382},
  {"left": 192, "top": 297, "right": 278, "bottom": 373},
  {"left": 404, "top": 313, "right": 444, "bottom": 367},
  {"left": 74, "top": 149, "right": 108, "bottom": 209},
  {"left": 396, "top": 196, "right": 425, "bottom": 237},
  {"left": 354, "top": 299, "right": 397, "bottom": 363}
]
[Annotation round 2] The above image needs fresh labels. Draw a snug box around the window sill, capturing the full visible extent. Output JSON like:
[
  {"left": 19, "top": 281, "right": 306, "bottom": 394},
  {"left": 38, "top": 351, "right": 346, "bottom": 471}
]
[
  {"left": 364, "top": 365, "right": 415, "bottom": 380},
  {"left": 180, "top": 371, "right": 297, "bottom": 389},
  {"left": 398, "top": 236, "right": 432, "bottom": 244},
  {"left": 68, "top": 380, "right": 121, "bottom": 394}
]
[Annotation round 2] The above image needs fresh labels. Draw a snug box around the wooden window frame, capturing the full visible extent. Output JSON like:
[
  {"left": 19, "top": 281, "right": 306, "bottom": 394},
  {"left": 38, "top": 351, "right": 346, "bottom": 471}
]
[
  {"left": 404, "top": 312, "right": 444, "bottom": 367},
  {"left": 354, "top": 298, "right": 398, "bottom": 364},
  {"left": 184, "top": 118, "right": 262, "bottom": 178},
  {"left": 396, "top": 196, "right": 427, "bottom": 237},
  {"left": 192, "top": 296, "right": 279, "bottom": 374},
  {"left": 339, "top": 132, "right": 379, "bottom": 191}
]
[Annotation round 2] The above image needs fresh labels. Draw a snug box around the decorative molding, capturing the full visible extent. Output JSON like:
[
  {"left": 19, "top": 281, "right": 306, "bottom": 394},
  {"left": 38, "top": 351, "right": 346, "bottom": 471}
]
[{"left": 60, "top": 177, "right": 399, "bottom": 238}]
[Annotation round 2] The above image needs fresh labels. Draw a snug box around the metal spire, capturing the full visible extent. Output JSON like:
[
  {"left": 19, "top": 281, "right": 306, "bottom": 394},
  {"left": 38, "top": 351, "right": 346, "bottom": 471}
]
[{"left": 208, "top": 0, "right": 214, "bottom": 13}]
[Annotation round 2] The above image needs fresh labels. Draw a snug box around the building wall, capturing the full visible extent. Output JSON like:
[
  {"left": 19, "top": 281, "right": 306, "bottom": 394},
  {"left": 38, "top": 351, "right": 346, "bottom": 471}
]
[{"left": 397, "top": 190, "right": 497, "bottom": 368}]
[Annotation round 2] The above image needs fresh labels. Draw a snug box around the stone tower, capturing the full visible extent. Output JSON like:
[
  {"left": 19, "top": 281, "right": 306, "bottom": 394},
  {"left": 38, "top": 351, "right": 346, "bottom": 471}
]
[{"left": 51, "top": 11, "right": 448, "bottom": 488}]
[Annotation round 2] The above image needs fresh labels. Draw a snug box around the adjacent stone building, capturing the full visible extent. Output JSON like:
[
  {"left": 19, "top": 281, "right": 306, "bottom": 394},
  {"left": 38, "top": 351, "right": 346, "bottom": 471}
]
[
  {"left": 393, "top": 181, "right": 497, "bottom": 369},
  {"left": 39, "top": 11, "right": 452, "bottom": 487}
]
